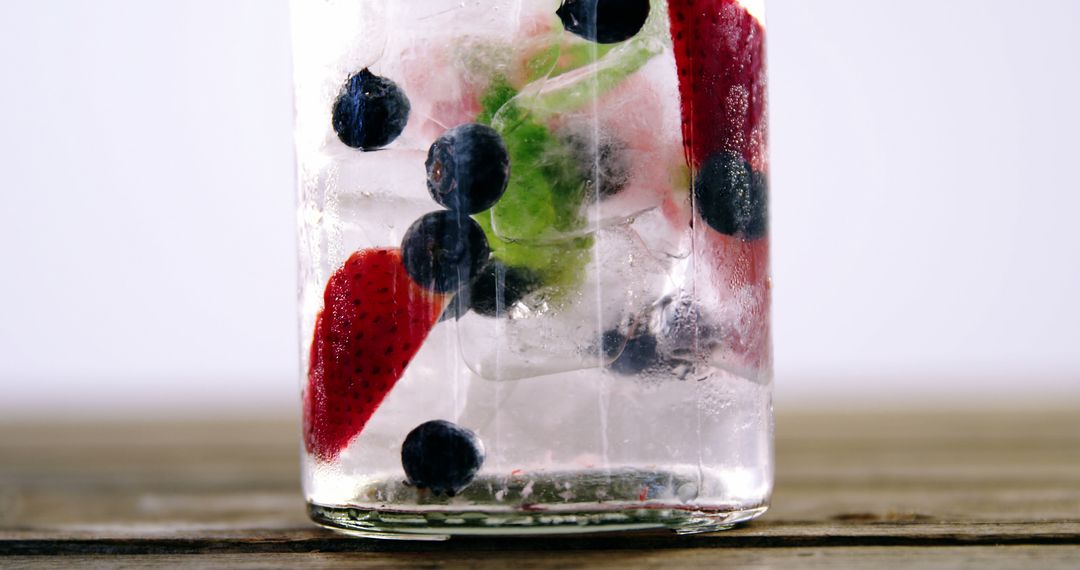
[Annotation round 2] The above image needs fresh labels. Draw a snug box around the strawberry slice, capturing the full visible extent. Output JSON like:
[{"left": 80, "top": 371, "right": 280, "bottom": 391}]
[
  {"left": 668, "top": 0, "right": 768, "bottom": 171},
  {"left": 304, "top": 248, "right": 446, "bottom": 461}
]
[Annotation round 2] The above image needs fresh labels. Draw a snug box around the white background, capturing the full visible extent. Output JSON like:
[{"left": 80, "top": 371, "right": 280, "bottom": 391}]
[{"left": 1, "top": 0, "right": 1078, "bottom": 418}]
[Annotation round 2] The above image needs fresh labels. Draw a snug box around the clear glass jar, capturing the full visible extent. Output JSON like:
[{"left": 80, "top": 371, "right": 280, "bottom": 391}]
[{"left": 291, "top": 0, "right": 772, "bottom": 539}]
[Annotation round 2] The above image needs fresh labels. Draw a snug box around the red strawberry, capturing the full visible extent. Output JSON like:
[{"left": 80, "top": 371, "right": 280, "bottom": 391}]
[
  {"left": 304, "top": 248, "right": 446, "bottom": 461},
  {"left": 668, "top": 0, "right": 768, "bottom": 171}
]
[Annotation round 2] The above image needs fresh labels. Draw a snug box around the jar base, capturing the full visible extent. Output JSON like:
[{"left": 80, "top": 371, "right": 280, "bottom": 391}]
[{"left": 308, "top": 502, "right": 768, "bottom": 540}]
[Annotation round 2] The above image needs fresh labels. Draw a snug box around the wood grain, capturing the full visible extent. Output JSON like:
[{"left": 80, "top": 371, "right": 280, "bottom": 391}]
[
  {"left": 1, "top": 410, "right": 1079, "bottom": 567},
  {"left": 4, "top": 547, "right": 1080, "bottom": 570}
]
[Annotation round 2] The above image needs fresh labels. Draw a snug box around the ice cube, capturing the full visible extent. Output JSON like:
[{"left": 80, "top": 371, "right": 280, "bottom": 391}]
[
  {"left": 456, "top": 225, "right": 672, "bottom": 382},
  {"left": 488, "top": 51, "right": 686, "bottom": 244},
  {"left": 628, "top": 204, "right": 693, "bottom": 262}
]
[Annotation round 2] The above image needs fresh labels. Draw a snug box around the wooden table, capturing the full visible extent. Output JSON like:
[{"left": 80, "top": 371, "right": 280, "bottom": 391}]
[{"left": 2, "top": 410, "right": 1078, "bottom": 568}]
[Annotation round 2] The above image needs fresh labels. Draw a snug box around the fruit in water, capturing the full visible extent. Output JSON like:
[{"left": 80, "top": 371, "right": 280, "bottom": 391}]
[
  {"left": 557, "top": 0, "right": 651, "bottom": 44},
  {"left": 304, "top": 249, "right": 445, "bottom": 461},
  {"left": 401, "top": 420, "right": 485, "bottom": 496},
  {"left": 332, "top": 69, "right": 411, "bottom": 151},
  {"left": 439, "top": 261, "right": 541, "bottom": 321},
  {"left": 694, "top": 150, "right": 768, "bottom": 239},
  {"left": 665, "top": 0, "right": 771, "bottom": 373},
  {"left": 472, "top": 79, "right": 593, "bottom": 292},
  {"left": 561, "top": 128, "right": 631, "bottom": 199},
  {"left": 402, "top": 210, "right": 491, "bottom": 294},
  {"left": 667, "top": 0, "right": 767, "bottom": 168},
  {"left": 465, "top": 260, "right": 541, "bottom": 317},
  {"left": 603, "top": 328, "right": 661, "bottom": 375},
  {"left": 479, "top": 81, "right": 586, "bottom": 241},
  {"left": 426, "top": 123, "right": 511, "bottom": 214}
]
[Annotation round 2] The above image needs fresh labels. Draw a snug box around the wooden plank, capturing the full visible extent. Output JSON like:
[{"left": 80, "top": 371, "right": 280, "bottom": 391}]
[
  {"left": 4, "top": 546, "right": 1080, "bottom": 570},
  {"left": 0, "top": 521, "right": 1079, "bottom": 555}
]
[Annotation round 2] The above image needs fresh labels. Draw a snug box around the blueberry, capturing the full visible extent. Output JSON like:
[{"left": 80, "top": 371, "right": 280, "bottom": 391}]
[
  {"left": 603, "top": 328, "right": 661, "bottom": 375},
  {"left": 556, "top": 0, "right": 650, "bottom": 44},
  {"left": 401, "top": 420, "right": 485, "bottom": 496},
  {"left": 562, "top": 130, "right": 630, "bottom": 199},
  {"left": 437, "top": 261, "right": 540, "bottom": 321},
  {"left": 694, "top": 151, "right": 768, "bottom": 240},
  {"left": 402, "top": 210, "right": 490, "bottom": 293},
  {"left": 426, "top": 124, "right": 510, "bottom": 214},
  {"left": 467, "top": 261, "right": 540, "bottom": 317},
  {"left": 332, "top": 69, "right": 410, "bottom": 151}
]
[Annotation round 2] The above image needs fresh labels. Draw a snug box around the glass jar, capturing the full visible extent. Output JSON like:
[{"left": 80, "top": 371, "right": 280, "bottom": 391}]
[{"left": 291, "top": 0, "right": 771, "bottom": 539}]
